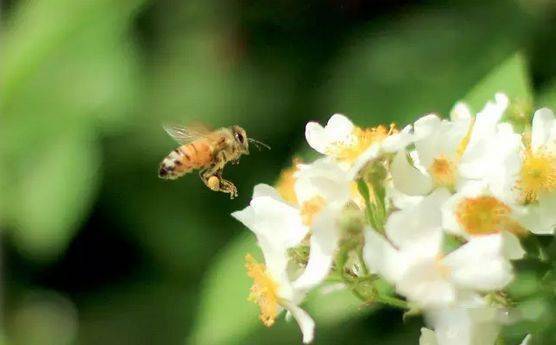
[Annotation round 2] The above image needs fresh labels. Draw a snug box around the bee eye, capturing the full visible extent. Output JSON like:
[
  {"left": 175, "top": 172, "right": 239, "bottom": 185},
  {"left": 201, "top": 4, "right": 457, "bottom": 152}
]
[{"left": 235, "top": 132, "right": 244, "bottom": 143}]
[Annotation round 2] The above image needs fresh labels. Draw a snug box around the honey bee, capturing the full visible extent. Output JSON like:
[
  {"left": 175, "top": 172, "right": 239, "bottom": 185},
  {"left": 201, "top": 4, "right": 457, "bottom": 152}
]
[{"left": 158, "top": 124, "right": 268, "bottom": 199}]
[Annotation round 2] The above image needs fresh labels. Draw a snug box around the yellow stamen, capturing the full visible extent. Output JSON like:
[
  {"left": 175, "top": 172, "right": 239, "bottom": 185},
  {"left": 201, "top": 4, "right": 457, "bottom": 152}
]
[
  {"left": 456, "top": 196, "right": 523, "bottom": 235},
  {"left": 428, "top": 155, "right": 456, "bottom": 188},
  {"left": 518, "top": 149, "right": 556, "bottom": 203},
  {"left": 245, "top": 254, "right": 280, "bottom": 327},
  {"left": 428, "top": 117, "right": 475, "bottom": 189},
  {"left": 300, "top": 196, "right": 326, "bottom": 226},
  {"left": 275, "top": 158, "right": 301, "bottom": 205},
  {"left": 328, "top": 124, "right": 395, "bottom": 162},
  {"left": 455, "top": 117, "right": 476, "bottom": 160}
]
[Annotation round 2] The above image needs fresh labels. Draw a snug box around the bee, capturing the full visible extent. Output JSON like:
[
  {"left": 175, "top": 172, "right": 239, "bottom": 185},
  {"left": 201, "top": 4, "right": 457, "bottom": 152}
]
[{"left": 158, "top": 124, "right": 268, "bottom": 199}]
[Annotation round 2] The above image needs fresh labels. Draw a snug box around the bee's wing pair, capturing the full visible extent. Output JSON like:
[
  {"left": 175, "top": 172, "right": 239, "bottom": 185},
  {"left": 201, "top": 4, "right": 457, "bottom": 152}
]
[{"left": 163, "top": 123, "right": 212, "bottom": 145}]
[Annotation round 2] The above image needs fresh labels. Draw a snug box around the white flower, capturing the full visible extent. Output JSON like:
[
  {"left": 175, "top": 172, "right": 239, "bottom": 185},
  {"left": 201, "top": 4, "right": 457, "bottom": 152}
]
[
  {"left": 419, "top": 306, "right": 503, "bottom": 345},
  {"left": 363, "top": 190, "right": 516, "bottom": 308},
  {"left": 391, "top": 93, "right": 520, "bottom": 198},
  {"left": 232, "top": 184, "right": 314, "bottom": 343},
  {"left": 441, "top": 182, "right": 526, "bottom": 260},
  {"left": 515, "top": 108, "right": 556, "bottom": 234},
  {"left": 305, "top": 114, "right": 413, "bottom": 178},
  {"left": 232, "top": 160, "right": 352, "bottom": 343},
  {"left": 292, "top": 159, "right": 351, "bottom": 291}
]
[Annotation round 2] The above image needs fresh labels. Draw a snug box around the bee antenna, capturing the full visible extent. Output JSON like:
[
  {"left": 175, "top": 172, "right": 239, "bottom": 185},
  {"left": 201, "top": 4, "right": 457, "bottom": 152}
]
[{"left": 248, "top": 138, "right": 271, "bottom": 151}]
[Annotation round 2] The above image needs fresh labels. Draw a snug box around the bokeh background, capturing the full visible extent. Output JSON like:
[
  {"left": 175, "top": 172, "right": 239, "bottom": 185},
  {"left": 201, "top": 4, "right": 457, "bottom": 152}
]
[{"left": 1, "top": 0, "right": 556, "bottom": 344}]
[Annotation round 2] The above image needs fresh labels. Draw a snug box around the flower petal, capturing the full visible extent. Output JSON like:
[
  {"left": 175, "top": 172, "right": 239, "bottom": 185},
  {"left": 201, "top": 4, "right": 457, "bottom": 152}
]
[
  {"left": 531, "top": 108, "right": 555, "bottom": 151},
  {"left": 519, "top": 194, "right": 556, "bottom": 235},
  {"left": 293, "top": 207, "right": 340, "bottom": 291},
  {"left": 391, "top": 150, "right": 434, "bottom": 196},
  {"left": 295, "top": 158, "right": 351, "bottom": 204},
  {"left": 419, "top": 328, "right": 438, "bottom": 345},
  {"left": 443, "top": 234, "right": 514, "bottom": 291},
  {"left": 424, "top": 307, "right": 501, "bottom": 345},
  {"left": 362, "top": 228, "right": 403, "bottom": 282},
  {"left": 282, "top": 301, "right": 315, "bottom": 344},
  {"left": 386, "top": 188, "right": 450, "bottom": 249}
]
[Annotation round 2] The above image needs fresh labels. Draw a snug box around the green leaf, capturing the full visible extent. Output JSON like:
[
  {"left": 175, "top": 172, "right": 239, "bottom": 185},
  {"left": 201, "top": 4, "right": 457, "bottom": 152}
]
[
  {"left": 189, "top": 233, "right": 260, "bottom": 345},
  {"left": 463, "top": 53, "right": 533, "bottom": 111},
  {"left": 9, "top": 127, "right": 100, "bottom": 260}
]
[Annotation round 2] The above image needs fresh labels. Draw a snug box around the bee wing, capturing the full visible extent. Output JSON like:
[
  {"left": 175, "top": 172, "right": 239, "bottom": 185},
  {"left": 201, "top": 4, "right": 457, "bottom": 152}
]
[{"left": 162, "top": 123, "right": 212, "bottom": 144}]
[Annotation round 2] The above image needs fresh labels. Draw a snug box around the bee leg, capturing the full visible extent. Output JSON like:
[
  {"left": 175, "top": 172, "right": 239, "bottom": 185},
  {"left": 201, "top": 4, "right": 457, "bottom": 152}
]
[
  {"left": 199, "top": 168, "right": 238, "bottom": 199},
  {"left": 218, "top": 178, "right": 238, "bottom": 199},
  {"left": 199, "top": 169, "right": 220, "bottom": 191}
]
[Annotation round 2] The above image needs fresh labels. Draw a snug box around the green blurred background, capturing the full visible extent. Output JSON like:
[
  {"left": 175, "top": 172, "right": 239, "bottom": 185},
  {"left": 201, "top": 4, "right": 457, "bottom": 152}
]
[{"left": 1, "top": 0, "right": 556, "bottom": 344}]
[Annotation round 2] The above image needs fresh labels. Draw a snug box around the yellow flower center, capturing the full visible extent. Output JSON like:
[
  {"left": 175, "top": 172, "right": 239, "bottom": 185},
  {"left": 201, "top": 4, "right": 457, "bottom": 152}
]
[
  {"left": 275, "top": 158, "right": 301, "bottom": 205},
  {"left": 328, "top": 125, "right": 395, "bottom": 162},
  {"left": 428, "top": 117, "right": 475, "bottom": 189},
  {"left": 300, "top": 196, "right": 327, "bottom": 226},
  {"left": 245, "top": 254, "right": 280, "bottom": 327},
  {"left": 456, "top": 196, "right": 524, "bottom": 235},
  {"left": 428, "top": 156, "right": 456, "bottom": 188},
  {"left": 518, "top": 149, "right": 556, "bottom": 203}
]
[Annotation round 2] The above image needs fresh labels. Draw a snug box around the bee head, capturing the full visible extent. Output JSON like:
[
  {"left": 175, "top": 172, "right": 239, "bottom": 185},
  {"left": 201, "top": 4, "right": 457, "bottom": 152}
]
[{"left": 232, "top": 126, "right": 250, "bottom": 154}]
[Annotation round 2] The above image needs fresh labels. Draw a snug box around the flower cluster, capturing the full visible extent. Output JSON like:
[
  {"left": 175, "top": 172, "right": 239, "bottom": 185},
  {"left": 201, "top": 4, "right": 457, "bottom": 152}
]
[{"left": 233, "top": 93, "right": 555, "bottom": 344}]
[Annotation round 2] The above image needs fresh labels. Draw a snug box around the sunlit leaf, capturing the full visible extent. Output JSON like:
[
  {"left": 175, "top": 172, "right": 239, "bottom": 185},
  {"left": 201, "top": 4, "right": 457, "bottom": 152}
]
[
  {"left": 189, "top": 233, "right": 259, "bottom": 345},
  {"left": 463, "top": 52, "right": 533, "bottom": 111}
]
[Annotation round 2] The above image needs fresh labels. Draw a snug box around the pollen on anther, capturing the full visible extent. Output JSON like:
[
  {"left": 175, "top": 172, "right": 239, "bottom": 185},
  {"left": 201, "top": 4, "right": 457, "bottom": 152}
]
[
  {"left": 456, "top": 196, "right": 512, "bottom": 235},
  {"left": 429, "top": 156, "right": 456, "bottom": 188},
  {"left": 518, "top": 149, "right": 556, "bottom": 203},
  {"left": 245, "top": 254, "right": 280, "bottom": 327},
  {"left": 276, "top": 158, "right": 301, "bottom": 205},
  {"left": 300, "top": 196, "right": 327, "bottom": 226},
  {"left": 328, "top": 125, "right": 393, "bottom": 162}
]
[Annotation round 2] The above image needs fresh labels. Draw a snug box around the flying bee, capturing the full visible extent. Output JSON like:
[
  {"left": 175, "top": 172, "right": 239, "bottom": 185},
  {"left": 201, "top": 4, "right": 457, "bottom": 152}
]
[{"left": 158, "top": 123, "right": 269, "bottom": 199}]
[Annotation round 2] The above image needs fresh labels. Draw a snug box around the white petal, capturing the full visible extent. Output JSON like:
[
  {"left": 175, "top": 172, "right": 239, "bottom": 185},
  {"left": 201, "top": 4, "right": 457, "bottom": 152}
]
[
  {"left": 414, "top": 114, "right": 442, "bottom": 141},
  {"left": 363, "top": 229, "right": 403, "bottom": 282},
  {"left": 295, "top": 158, "right": 351, "bottom": 204},
  {"left": 282, "top": 301, "right": 315, "bottom": 344},
  {"left": 443, "top": 235, "right": 514, "bottom": 291},
  {"left": 305, "top": 122, "right": 329, "bottom": 154},
  {"left": 397, "top": 257, "right": 456, "bottom": 308},
  {"left": 531, "top": 108, "right": 555, "bottom": 151},
  {"left": 386, "top": 189, "right": 450, "bottom": 249},
  {"left": 325, "top": 114, "right": 354, "bottom": 140},
  {"left": 252, "top": 183, "right": 284, "bottom": 200},
  {"left": 519, "top": 194, "right": 556, "bottom": 235},
  {"left": 232, "top": 192, "right": 309, "bottom": 277},
  {"left": 419, "top": 328, "right": 438, "bottom": 345},
  {"left": 391, "top": 150, "right": 434, "bottom": 196},
  {"left": 387, "top": 185, "right": 424, "bottom": 209},
  {"left": 501, "top": 231, "right": 525, "bottom": 260},
  {"left": 424, "top": 307, "right": 501, "bottom": 345},
  {"left": 450, "top": 102, "right": 472, "bottom": 121},
  {"left": 293, "top": 207, "right": 340, "bottom": 291},
  {"left": 441, "top": 193, "right": 468, "bottom": 238},
  {"left": 382, "top": 124, "right": 414, "bottom": 152}
]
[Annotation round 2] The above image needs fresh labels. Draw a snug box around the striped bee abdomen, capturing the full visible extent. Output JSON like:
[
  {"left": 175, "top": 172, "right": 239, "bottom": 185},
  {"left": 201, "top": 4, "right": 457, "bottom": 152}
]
[{"left": 158, "top": 141, "right": 212, "bottom": 180}]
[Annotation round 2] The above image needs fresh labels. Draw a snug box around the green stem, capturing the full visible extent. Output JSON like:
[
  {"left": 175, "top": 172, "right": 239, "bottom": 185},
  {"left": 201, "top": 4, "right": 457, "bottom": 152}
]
[{"left": 374, "top": 295, "right": 409, "bottom": 309}]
